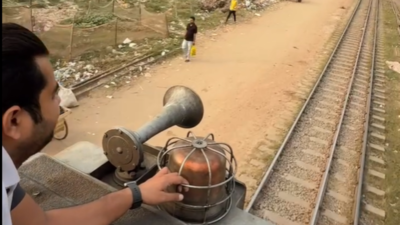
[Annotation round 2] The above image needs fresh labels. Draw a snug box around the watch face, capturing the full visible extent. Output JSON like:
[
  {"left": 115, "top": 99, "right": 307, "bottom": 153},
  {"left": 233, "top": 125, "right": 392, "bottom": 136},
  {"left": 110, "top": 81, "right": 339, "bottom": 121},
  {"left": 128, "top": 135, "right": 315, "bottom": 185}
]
[{"left": 124, "top": 181, "right": 137, "bottom": 187}]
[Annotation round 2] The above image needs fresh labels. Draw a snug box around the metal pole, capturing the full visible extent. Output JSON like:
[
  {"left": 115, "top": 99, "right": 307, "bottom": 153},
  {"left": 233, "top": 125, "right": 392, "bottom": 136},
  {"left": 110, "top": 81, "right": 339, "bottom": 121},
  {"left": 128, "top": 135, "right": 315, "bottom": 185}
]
[
  {"left": 164, "top": 13, "right": 169, "bottom": 38},
  {"left": 29, "top": 0, "right": 33, "bottom": 31},
  {"left": 139, "top": 3, "right": 142, "bottom": 25},
  {"left": 69, "top": 15, "right": 76, "bottom": 61},
  {"left": 114, "top": 18, "right": 118, "bottom": 46}
]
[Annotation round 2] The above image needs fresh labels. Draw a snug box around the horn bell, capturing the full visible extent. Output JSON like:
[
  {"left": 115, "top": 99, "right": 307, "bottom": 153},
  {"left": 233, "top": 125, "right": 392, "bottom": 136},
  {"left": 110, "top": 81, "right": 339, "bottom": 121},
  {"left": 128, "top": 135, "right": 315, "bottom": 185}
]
[
  {"left": 163, "top": 85, "right": 204, "bottom": 129},
  {"left": 102, "top": 85, "right": 204, "bottom": 173}
]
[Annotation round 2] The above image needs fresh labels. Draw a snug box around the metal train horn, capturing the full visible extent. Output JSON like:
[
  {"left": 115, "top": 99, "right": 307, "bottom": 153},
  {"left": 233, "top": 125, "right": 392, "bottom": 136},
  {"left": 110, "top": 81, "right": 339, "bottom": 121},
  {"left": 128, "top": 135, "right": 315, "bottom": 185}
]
[{"left": 101, "top": 85, "right": 204, "bottom": 176}]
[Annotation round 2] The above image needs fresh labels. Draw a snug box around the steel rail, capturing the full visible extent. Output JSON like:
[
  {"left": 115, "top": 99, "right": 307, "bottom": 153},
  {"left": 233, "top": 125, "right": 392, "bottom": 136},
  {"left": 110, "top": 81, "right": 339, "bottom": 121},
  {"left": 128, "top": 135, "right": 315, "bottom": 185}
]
[
  {"left": 309, "top": 0, "right": 375, "bottom": 223},
  {"left": 245, "top": 0, "right": 364, "bottom": 212},
  {"left": 353, "top": 0, "right": 382, "bottom": 225},
  {"left": 353, "top": 0, "right": 380, "bottom": 223}
]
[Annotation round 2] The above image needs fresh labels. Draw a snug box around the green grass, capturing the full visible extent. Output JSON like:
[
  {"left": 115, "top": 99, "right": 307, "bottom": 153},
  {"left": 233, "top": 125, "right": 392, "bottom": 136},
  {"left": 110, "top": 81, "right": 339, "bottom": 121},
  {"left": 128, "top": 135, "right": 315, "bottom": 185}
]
[{"left": 382, "top": 1, "right": 400, "bottom": 225}]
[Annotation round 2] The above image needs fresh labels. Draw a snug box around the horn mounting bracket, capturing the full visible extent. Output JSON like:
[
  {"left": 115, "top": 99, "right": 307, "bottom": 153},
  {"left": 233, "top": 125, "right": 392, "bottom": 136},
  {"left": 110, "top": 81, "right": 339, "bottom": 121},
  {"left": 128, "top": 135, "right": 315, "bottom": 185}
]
[{"left": 102, "top": 127, "right": 144, "bottom": 172}]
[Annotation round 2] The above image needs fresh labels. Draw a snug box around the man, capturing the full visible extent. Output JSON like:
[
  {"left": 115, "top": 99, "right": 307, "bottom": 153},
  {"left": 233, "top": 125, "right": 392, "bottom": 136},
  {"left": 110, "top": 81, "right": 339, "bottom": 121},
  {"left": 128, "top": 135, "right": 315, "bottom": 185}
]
[
  {"left": 2, "top": 23, "right": 189, "bottom": 225},
  {"left": 225, "top": 0, "right": 238, "bottom": 24},
  {"left": 182, "top": 16, "right": 197, "bottom": 62}
]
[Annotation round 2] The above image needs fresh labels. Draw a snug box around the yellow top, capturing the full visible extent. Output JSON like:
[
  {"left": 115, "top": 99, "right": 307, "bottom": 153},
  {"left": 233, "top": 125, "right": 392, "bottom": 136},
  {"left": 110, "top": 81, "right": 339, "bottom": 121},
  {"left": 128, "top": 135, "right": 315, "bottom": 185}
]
[{"left": 230, "top": 0, "right": 237, "bottom": 11}]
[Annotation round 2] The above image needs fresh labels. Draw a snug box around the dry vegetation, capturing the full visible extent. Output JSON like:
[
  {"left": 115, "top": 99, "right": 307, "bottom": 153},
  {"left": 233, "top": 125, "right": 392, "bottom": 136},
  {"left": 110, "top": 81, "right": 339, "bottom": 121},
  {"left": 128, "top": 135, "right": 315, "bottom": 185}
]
[{"left": 382, "top": 1, "right": 400, "bottom": 224}]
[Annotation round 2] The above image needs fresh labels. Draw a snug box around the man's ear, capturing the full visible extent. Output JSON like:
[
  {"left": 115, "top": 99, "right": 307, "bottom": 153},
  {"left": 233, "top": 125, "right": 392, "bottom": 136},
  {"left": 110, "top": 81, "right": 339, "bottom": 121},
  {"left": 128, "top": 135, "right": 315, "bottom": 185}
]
[{"left": 2, "top": 106, "right": 23, "bottom": 140}]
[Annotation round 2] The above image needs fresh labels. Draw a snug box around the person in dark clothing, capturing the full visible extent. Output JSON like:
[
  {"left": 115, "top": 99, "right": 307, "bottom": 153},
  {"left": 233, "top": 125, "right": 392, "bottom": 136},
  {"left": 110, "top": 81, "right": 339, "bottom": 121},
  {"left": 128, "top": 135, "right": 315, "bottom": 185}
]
[{"left": 182, "top": 16, "right": 198, "bottom": 62}]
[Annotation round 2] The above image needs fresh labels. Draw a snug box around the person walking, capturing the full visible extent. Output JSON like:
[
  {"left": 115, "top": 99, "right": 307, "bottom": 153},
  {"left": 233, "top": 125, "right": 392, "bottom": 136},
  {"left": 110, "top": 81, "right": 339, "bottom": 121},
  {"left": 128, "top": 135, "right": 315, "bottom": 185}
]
[
  {"left": 225, "top": 0, "right": 238, "bottom": 24},
  {"left": 182, "top": 16, "right": 197, "bottom": 62}
]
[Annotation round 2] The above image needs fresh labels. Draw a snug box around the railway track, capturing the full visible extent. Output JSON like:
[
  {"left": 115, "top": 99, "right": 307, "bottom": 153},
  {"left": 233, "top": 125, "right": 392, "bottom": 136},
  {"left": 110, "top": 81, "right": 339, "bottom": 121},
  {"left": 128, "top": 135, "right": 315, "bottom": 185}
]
[
  {"left": 71, "top": 48, "right": 180, "bottom": 98},
  {"left": 246, "top": 0, "right": 381, "bottom": 224},
  {"left": 312, "top": 0, "right": 380, "bottom": 224},
  {"left": 355, "top": 1, "right": 388, "bottom": 224}
]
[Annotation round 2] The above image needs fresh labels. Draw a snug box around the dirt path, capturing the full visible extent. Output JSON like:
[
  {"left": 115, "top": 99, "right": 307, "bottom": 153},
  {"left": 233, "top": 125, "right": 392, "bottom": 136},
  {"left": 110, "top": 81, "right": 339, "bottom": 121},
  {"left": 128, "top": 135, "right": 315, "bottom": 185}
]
[{"left": 45, "top": 0, "right": 355, "bottom": 202}]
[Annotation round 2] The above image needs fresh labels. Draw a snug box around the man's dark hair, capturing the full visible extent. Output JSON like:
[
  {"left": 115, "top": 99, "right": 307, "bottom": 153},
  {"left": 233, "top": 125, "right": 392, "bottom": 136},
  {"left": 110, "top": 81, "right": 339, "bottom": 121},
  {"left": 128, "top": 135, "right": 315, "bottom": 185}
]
[
  {"left": 190, "top": 16, "right": 195, "bottom": 21},
  {"left": 2, "top": 23, "right": 50, "bottom": 123}
]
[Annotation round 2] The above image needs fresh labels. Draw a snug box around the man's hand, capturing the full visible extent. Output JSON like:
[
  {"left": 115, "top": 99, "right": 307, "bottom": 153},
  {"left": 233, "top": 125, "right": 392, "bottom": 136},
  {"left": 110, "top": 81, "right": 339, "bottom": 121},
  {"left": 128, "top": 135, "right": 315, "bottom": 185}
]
[{"left": 139, "top": 168, "right": 189, "bottom": 205}]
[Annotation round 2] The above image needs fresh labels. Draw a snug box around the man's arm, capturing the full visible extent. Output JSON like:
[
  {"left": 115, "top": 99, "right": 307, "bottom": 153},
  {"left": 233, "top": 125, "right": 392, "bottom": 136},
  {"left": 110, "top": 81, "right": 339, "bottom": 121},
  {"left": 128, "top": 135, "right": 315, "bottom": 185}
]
[{"left": 11, "top": 168, "right": 188, "bottom": 225}]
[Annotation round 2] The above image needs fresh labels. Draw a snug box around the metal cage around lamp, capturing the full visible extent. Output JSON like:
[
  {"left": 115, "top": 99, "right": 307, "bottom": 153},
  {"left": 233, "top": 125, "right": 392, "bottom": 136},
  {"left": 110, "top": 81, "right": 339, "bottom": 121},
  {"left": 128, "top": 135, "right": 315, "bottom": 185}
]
[{"left": 157, "top": 131, "right": 237, "bottom": 224}]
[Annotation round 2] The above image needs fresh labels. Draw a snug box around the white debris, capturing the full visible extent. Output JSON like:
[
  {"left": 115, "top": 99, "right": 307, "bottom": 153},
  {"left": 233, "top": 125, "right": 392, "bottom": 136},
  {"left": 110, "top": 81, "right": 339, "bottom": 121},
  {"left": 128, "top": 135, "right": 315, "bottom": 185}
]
[
  {"left": 386, "top": 61, "right": 400, "bottom": 74},
  {"left": 106, "top": 95, "right": 113, "bottom": 99},
  {"left": 74, "top": 72, "right": 81, "bottom": 81},
  {"left": 54, "top": 62, "right": 99, "bottom": 86},
  {"left": 58, "top": 85, "right": 79, "bottom": 108},
  {"left": 129, "top": 43, "right": 137, "bottom": 48},
  {"left": 123, "top": 38, "right": 132, "bottom": 44}
]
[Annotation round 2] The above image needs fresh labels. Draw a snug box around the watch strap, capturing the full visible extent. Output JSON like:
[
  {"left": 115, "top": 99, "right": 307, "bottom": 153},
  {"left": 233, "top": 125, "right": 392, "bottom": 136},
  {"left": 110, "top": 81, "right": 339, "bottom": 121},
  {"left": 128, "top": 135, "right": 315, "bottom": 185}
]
[{"left": 124, "top": 182, "right": 143, "bottom": 209}]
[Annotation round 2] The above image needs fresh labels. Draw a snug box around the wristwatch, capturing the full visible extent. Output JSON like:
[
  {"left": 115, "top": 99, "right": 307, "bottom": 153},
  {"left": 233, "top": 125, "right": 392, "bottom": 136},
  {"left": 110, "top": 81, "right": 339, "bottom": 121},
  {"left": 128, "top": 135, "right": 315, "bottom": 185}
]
[{"left": 124, "top": 181, "right": 143, "bottom": 209}]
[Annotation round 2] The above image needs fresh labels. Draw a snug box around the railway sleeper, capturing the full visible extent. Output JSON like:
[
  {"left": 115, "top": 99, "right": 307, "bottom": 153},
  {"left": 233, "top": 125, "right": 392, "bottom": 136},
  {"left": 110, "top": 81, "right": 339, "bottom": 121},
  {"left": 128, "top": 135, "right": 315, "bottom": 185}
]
[
  {"left": 319, "top": 209, "right": 349, "bottom": 225},
  {"left": 368, "top": 143, "right": 385, "bottom": 152},
  {"left": 374, "top": 82, "right": 385, "bottom": 88},
  {"left": 374, "top": 68, "right": 385, "bottom": 74},
  {"left": 374, "top": 87, "right": 386, "bottom": 93},
  {"left": 348, "top": 100, "right": 366, "bottom": 110},
  {"left": 371, "top": 115, "right": 385, "bottom": 123},
  {"left": 368, "top": 156, "right": 385, "bottom": 166},
  {"left": 342, "top": 37, "right": 363, "bottom": 44},
  {"left": 352, "top": 81, "right": 369, "bottom": 90},
  {"left": 368, "top": 169, "right": 385, "bottom": 180},
  {"left": 349, "top": 94, "right": 367, "bottom": 104},
  {"left": 352, "top": 86, "right": 369, "bottom": 95},
  {"left": 317, "top": 100, "right": 343, "bottom": 110},
  {"left": 357, "top": 70, "right": 371, "bottom": 77},
  {"left": 332, "top": 47, "right": 358, "bottom": 57},
  {"left": 374, "top": 77, "right": 386, "bottom": 83},
  {"left": 334, "top": 145, "right": 359, "bottom": 162},
  {"left": 358, "top": 60, "right": 372, "bottom": 68},
  {"left": 357, "top": 65, "right": 372, "bottom": 72},
  {"left": 352, "top": 88, "right": 368, "bottom": 96},
  {"left": 327, "top": 74, "right": 352, "bottom": 82},
  {"left": 317, "top": 86, "right": 345, "bottom": 96},
  {"left": 370, "top": 132, "right": 386, "bottom": 142},
  {"left": 364, "top": 203, "right": 386, "bottom": 218},
  {"left": 329, "top": 61, "right": 357, "bottom": 70},
  {"left": 355, "top": 76, "right": 371, "bottom": 84},
  {"left": 319, "top": 84, "right": 348, "bottom": 94},
  {"left": 352, "top": 94, "right": 366, "bottom": 101},
  {"left": 375, "top": 55, "right": 385, "bottom": 61},
  {"left": 325, "top": 77, "right": 349, "bottom": 85},
  {"left": 365, "top": 185, "right": 385, "bottom": 197},
  {"left": 371, "top": 122, "right": 385, "bottom": 131},
  {"left": 373, "top": 93, "right": 386, "bottom": 100},
  {"left": 372, "top": 99, "right": 384, "bottom": 108},
  {"left": 372, "top": 106, "right": 385, "bottom": 114}
]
